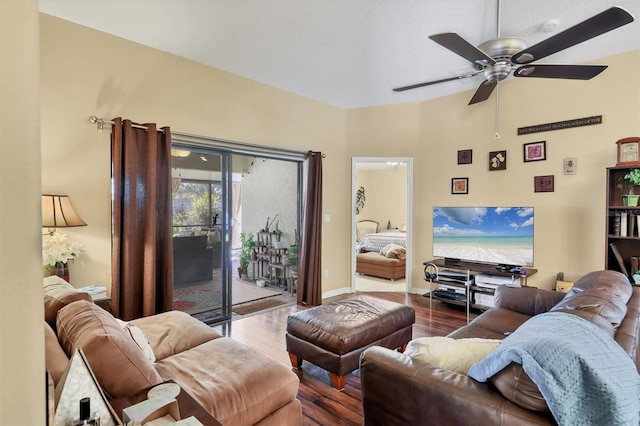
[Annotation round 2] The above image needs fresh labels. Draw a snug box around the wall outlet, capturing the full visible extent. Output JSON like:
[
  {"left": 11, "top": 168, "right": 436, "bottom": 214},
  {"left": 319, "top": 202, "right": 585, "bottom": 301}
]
[{"left": 324, "top": 269, "right": 329, "bottom": 278}]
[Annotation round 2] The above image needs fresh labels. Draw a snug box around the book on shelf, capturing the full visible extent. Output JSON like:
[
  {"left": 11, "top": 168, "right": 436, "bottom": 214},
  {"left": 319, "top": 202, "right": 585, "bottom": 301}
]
[
  {"left": 621, "top": 212, "right": 628, "bottom": 236},
  {"left": 609, "top": 242, "right": 629, "bottom": 277},
  {"left": 611, "top": 214, "right": 621, "bottom": 236}
]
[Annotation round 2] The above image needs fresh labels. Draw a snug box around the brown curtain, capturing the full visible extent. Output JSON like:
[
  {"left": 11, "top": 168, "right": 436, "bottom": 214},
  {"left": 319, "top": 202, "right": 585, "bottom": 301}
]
[
  {"left": 111, "top": 117, "right": 174, "bottom": 320},
  {"left": 297, "top": 151, "right": 323, "bottom": 306}
]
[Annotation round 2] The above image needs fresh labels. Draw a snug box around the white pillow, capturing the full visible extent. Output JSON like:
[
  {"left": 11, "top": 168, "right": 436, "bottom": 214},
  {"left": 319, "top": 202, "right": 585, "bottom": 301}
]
[
  {"left": 405, "top": 337, "right": 501, "bottom": 374},
  {"left": 115, "top": 319, "right": 156, "bottom": 364},
  {"left": 381, "top": 243, "right": 406, "bottom": 260}
]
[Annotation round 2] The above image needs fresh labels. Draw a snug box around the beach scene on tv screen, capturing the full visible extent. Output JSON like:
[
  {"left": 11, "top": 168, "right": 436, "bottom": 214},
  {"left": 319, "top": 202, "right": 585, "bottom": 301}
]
[{"left": 433, "top": 207, "right": 534, "bottom": 267}]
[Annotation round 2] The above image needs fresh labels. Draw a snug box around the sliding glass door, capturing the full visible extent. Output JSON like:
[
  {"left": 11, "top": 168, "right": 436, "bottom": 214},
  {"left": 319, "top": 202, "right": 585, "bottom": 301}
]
[{"left": 171, "top": 148, "right": 232, "bottom": 323}]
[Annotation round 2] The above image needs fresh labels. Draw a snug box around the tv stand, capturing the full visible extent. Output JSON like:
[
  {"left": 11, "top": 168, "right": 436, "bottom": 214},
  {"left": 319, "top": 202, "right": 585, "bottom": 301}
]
[
  {"left": 424, "top": 259, "right": 537, "bottom": 323},
  {"left": 444, "top": 257, "right": 461, "bottom": 266}
]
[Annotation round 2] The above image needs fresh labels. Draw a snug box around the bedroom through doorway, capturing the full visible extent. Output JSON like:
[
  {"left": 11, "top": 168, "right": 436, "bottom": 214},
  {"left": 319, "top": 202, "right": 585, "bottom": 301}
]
[{"left": 351, "top": 158, "right": 413, "bottom": 293}]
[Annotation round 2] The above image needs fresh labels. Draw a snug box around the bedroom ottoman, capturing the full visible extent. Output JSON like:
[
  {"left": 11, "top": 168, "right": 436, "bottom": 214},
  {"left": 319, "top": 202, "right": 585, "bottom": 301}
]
[
  {"left": 356, "top": 251, "right": 406, "bottom": 280},
  {"left": 285, "top": 295, "right": 415, "bottom": 390}
]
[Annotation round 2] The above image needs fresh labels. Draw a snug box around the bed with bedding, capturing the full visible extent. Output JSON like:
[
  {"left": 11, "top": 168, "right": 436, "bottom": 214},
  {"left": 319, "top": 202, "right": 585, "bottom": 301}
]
[{"left": 357, "top": 230, "right": 406, "bottom": 253}]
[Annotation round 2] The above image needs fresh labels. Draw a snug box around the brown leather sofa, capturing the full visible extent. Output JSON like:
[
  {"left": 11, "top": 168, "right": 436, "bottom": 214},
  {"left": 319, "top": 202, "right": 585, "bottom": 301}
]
[
  {"left": 360, "top": 270, "right": 640, "bottom": 425},
  {"left": 44, "top": 276, "right": 302, "bottom": 426}
]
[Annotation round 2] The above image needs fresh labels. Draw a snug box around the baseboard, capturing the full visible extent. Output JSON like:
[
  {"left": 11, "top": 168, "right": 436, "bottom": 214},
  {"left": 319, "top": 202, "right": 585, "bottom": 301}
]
[
  {"left": 322, "top": 286, "right": 353, "bottom": 300},
  {"left": 322, "top": 285, "right": 424, "bottom": 299}
]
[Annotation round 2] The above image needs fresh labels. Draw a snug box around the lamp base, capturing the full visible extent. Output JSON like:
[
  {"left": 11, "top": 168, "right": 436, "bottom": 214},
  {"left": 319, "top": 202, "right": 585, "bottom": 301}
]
[{"left": 52, "top": 263, "right": 70, "bottom": 282}]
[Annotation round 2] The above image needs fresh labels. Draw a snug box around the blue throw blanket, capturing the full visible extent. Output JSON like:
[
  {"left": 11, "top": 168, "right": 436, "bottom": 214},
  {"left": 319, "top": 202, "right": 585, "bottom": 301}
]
[{"left": 468, "top": 312, "right": 640, "bottom": 426}]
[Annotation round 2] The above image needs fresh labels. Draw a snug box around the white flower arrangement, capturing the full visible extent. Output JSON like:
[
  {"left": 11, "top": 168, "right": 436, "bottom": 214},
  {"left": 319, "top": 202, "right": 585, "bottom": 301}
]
[{"left": 42, "top": 232, "right": 85, "bottom": 268}]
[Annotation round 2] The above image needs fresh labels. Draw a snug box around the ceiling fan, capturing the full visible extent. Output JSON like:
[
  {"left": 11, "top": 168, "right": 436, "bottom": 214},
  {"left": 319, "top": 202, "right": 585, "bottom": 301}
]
[{"left": 393, "top": 4, "right": 634, "bottom": 106}]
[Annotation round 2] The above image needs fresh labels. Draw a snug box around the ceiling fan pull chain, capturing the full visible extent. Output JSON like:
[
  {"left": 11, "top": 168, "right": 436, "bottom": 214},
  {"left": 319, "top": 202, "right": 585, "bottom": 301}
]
[{"left": 494, "top": 83, "right": 501, "bottom": 139}]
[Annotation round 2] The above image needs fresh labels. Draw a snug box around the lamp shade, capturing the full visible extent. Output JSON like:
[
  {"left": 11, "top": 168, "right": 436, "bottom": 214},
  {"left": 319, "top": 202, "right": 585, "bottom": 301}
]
[{"left": 42, "top": 194, "right": 87, "bottom": 228}]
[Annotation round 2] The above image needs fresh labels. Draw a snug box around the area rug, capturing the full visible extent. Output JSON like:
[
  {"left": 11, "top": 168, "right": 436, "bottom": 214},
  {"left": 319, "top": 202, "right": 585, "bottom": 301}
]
[
  {"left": 232, "top": 298, "right": 287, "bottom": 315},
  {"left": 232, "top": 281, "right": 282, "bottom": 305},
  {"left": 173, "top": 288, "right": 222, "bottom": 313}
]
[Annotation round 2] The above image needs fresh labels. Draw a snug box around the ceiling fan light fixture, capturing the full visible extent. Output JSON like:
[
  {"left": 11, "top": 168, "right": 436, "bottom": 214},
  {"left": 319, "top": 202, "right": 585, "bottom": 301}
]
[
  {"left": 171, "top": 149, "right": 191, "bottom": 157},
  {"left": 484, "top": 61, "right": 512, "bottom": 82}
]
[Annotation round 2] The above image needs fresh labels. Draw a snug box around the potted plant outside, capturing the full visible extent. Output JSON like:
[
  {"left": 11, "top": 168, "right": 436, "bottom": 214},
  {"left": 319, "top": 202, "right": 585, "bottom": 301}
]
[
  {"left": 618, "top": 169, "right": 640, "bottom": 206},
  {"left": 286, "top": 245, "right": 298, "bottom": 268},
  {"left": 239, "top": 232, "right": 255, "bottom": 278}
]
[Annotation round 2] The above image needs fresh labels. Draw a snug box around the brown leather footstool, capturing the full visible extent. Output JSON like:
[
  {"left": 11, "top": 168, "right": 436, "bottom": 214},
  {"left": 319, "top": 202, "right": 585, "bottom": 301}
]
[{"left": 285, "top": 295, "right": 415, "bottom": 390}]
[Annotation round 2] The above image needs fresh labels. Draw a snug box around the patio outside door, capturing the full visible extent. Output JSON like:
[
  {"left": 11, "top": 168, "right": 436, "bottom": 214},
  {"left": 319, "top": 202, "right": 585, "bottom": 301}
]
[{"left": 171, "top": 148, "right": 232, "bottom": 323}]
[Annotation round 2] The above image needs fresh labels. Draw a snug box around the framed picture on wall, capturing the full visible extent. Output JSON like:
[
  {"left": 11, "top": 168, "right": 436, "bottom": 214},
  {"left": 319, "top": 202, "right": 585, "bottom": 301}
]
[
  {"left": 451, "top": 177, "right": 469, "bottom": 194},
  {"left": 489, "top": 150, "right": 507, "bottom": 171},
  {"left": 534, "top": 175, "right": 554, "bottom": 192},
  {"left": 524, "top": 141, "right": 547, "bottom": 162},
  {"left": 457, "top": 149, "right": 472, "bottom": 165}
]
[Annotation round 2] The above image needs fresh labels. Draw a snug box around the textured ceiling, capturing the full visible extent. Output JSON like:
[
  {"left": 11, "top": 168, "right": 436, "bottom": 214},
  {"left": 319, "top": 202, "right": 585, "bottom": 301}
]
[{"left": 39, "top": 0, "right": 640, "bottom": 109}]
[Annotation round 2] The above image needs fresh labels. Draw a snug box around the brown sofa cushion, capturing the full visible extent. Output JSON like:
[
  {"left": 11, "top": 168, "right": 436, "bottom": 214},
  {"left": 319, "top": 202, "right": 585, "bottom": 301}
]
[
  {"left": 155, "top": 337, "right": 301, "bottom": 426},
  {"left": 490, "top": 363, "right": 549, "bottom": 412},
  {"left": 489, "top": 270, "right": 633, "bottom": 413},
  {"left": 495, "top": 286, "right": 566, "bottom": 317},
  {"left": 56, "top": 300, "right": 162, "bottom": 398},
  {"left": 43, "top": 276, "right": 92, "bottom": 329},
  {"left": 130, "top": 310, "right": 222, "bottom": 361},
  {"left": 45, "top": 322, "right": 70, "bottom": 386},
  {"left": 550, "top": 270, "right": 632, "bottom": 330}
]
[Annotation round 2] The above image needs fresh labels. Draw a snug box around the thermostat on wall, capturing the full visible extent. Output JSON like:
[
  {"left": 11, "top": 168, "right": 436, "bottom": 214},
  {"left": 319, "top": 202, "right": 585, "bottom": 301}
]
[{"left": 563, "top": 158, "right": 577, "bottom": 175}]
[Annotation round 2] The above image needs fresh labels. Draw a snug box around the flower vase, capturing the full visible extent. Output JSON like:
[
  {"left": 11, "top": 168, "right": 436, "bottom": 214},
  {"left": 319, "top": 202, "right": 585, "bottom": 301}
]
[{"left": 52, "top": 262, "right": 70, "bottom": 282}]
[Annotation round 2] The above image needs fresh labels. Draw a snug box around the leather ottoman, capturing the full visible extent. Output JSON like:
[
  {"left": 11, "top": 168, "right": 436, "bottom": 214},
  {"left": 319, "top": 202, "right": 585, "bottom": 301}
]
[{"left": 285, "top": 295, "right": 415, "bottom": 390}]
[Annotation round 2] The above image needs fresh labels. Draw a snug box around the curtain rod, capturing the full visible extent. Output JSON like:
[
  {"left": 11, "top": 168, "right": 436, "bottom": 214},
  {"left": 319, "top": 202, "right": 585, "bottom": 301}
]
[{"left": 88, "top": 115, "right": 316, "bottom": 159}]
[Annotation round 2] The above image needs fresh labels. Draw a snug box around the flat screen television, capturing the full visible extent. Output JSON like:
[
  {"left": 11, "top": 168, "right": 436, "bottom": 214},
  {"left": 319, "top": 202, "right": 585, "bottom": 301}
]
[{"left": 433, "top": 207, "right": 534, "bottom": 268}]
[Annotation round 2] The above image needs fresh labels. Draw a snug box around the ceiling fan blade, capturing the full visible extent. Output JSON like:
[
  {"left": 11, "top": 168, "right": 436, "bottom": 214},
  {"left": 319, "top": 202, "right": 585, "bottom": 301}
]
[
  {"left": 512, "top": 6, "right": 634, "bottom": 64},
  {"left": 514, "top": 64, "right": 608, "bottom": 80},
  {"left": 468, "top": 80, "right": 497, "bottom": 105},
  {"left": 429, "top": 33, "right": 496, "bottom": 66},
  {"left": 393, "top": 71, "right": 482, "bottom": 92}
]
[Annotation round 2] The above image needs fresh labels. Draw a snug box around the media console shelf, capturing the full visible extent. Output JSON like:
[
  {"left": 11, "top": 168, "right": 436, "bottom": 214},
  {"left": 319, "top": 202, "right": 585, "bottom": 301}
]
[{"left": 424, "top": 259, "right": 537, "bottom": 323}]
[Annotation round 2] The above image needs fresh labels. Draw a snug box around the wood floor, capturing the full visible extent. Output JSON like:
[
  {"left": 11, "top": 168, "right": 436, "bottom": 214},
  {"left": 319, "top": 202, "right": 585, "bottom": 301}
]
[{"left": 213, "top": 292, "right": 476, "bottom": 426}]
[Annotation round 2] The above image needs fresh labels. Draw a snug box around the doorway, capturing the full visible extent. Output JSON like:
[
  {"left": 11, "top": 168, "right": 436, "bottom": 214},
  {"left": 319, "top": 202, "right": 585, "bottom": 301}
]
[
  {"left": 170, "top": 142, "right": 303, "bottom": 324},
  {"left": 351, "top": 158, "right": 413, "bottom": 293},
  {"left": 171, "top": 149, "right": 232, "bottom": 323}
]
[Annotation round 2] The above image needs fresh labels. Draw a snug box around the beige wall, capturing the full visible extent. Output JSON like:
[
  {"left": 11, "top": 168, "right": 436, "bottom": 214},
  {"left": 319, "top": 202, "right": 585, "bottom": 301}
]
[
  {"left": 39, "top": 13, "right": 640, "bottom": 299},
  {"left": 40, "top": 14, "right": 348, "bottom": 291},
  {"left": 356, "top": 167, "right": 407, "bottom": 229},
  {"left": 1, "top": 1, "right": 45, "bottom": 424},
  {"left": 348, "top": 50, "right": 640, "bottom": 290}
]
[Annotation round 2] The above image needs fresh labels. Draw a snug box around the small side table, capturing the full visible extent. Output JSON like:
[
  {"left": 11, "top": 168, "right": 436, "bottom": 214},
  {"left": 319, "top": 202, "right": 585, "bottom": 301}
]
[
  {"left": 94, "top": 297, "right": 112, "bottom": 314},
  {"left": 109, "top": 380, "right": 221, "bottom": 426}
]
